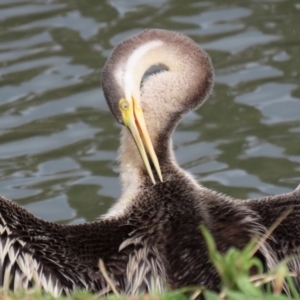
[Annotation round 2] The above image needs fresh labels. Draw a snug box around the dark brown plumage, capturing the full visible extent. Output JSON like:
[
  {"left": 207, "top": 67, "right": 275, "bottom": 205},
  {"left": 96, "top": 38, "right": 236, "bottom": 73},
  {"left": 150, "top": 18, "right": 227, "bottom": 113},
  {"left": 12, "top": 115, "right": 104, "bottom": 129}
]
[{"left": 0, "top": 29, "right": 299, "bottom": 296}]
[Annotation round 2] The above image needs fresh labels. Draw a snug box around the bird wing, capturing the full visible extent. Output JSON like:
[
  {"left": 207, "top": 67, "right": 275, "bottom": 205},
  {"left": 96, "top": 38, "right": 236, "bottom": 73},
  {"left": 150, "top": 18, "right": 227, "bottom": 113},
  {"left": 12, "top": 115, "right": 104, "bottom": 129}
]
[
  {"left": 245, "top": 188, "right": 300, "bottom": 287},
  {"left": 0, "top": 195, "right": 131, "bottom": 296}
]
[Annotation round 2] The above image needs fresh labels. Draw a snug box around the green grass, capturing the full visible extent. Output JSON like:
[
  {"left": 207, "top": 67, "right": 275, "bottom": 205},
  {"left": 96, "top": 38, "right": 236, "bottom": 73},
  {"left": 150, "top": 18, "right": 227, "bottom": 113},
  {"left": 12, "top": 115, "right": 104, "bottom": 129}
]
[
  {"left": 1, "top": 225, "right": 298, "bottom": 300},
  {"left": 199, "top": 225, "right": 298, "bottom": 300}
]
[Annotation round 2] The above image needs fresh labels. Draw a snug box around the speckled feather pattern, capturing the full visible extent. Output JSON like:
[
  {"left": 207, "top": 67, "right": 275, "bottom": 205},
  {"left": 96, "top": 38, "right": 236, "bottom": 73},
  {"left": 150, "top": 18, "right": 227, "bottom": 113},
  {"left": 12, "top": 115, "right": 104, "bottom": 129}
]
[
  {"left": 0, "top": 29, "right": 300, "bottom": 296},
  {"left": 0, "top": 195, "right": 132, "bottom": 296},
  {"left": 1, "top": 175, "right": 300, "bottom": 295}
]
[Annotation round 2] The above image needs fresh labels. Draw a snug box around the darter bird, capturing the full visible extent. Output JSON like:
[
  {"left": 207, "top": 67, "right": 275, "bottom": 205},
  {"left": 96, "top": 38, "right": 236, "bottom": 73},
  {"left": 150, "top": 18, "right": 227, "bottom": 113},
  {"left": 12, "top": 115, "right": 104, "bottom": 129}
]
[{"left": 0, "top": 29, "right": 299, "bottom": 296}]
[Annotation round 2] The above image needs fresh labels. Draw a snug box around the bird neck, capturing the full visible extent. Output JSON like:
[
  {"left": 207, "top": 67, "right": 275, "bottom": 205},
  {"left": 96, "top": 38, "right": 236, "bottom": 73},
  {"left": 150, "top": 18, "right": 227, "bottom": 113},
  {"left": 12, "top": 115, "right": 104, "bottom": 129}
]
[
  {"left": 114, "top": 30, "right": 214, "bottom": 196},
  {"left": 118, "top": 126, "right": 178, "bottom": 195}
]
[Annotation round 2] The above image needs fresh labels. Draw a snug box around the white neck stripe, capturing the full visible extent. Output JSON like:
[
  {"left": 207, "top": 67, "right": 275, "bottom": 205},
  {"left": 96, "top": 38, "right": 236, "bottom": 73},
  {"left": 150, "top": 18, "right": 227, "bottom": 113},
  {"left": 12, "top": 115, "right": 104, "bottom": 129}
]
[{"left": 123, "top": 40, "right": 163, "bottom": 100}]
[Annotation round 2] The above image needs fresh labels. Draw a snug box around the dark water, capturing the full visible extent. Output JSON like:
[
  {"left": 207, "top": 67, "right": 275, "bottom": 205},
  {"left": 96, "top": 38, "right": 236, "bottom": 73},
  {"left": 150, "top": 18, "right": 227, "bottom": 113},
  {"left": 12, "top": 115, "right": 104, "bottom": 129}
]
[{"left": 0, "top": 0, "right": 299, "bottom": 224}]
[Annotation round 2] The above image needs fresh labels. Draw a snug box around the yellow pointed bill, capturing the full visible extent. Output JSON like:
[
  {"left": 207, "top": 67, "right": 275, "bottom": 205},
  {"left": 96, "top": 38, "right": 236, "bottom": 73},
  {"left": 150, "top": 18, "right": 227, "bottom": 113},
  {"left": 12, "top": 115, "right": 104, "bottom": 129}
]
[{"left": 119, "top": 97, "right": 163, "bottom": 184}]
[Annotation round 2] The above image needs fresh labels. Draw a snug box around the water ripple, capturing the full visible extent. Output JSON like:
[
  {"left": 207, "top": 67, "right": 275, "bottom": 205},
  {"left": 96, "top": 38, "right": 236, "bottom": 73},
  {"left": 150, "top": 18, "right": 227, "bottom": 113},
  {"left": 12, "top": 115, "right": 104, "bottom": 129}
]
[{"left": 0, "top": 0, "right": 299, "bottom": 223}]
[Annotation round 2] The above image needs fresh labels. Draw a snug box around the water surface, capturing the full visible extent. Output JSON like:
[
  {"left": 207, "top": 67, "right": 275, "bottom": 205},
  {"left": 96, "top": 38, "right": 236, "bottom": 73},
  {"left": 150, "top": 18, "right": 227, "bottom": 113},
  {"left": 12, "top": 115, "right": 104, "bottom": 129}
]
[{"left": 0, "top": 0, "right": 299, "bottom": 224}]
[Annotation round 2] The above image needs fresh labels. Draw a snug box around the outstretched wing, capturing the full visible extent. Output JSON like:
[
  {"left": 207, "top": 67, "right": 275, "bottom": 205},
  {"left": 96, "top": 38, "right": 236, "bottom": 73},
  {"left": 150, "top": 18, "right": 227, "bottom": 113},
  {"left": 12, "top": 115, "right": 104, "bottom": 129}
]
[
  {"left": 0, "top": 196, "right": 131, "bottom": 296},
  {"left": 245, "top": 188, "right": 300, "bottom": 287}
]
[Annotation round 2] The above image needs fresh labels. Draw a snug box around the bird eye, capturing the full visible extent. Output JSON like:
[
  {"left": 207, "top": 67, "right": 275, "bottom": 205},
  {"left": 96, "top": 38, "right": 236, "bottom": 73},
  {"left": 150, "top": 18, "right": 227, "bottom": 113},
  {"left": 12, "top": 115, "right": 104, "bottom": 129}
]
[{"left": 119, "top": 99, "right": 130, "bottom": 111}]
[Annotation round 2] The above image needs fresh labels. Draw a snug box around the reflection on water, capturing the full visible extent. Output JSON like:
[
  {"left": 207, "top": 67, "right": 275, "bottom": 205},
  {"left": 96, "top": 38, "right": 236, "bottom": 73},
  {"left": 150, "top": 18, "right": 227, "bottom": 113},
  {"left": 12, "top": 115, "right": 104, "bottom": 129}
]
[{"left": 0, "top": 0, "right": 299, "bottom": 224}]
